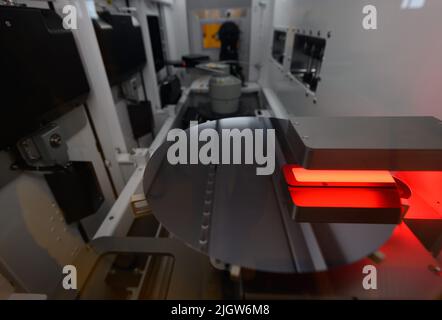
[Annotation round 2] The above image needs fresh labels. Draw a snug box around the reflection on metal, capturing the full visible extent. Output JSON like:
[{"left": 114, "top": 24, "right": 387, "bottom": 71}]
[
  {"left": 130, "top": 194, "right": 151, "bottom": 218},
  {"left": 401, "top": 0, "right": 426, "bottom": 10}
]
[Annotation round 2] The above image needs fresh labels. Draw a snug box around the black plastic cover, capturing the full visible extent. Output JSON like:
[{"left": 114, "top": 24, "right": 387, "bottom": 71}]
[
  {"left": 160, "top": 75, "right": 182, "bottom": 108},
  {"left": 45, "top": 162, "right": 104, "bottom": 224},
  {"left": 93, "top": 12, "right": 147, "bottom": 85},
  {"left": 182, "top": 54, "right": 210, "bottom": 68},
  {"left": 147, "top": 15, "right": 165, "bottom": 72},
  {"left": 127, "top": 101, "right": 154, "bottom": 139},
  {"left": 0, "top": 6, "right": 90, "bottom": 150}
]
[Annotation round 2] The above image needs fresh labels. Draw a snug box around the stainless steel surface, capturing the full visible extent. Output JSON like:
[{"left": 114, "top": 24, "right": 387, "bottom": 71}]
[
  {"left": 288, "top": 116, "right": 442, "bottom": 170},
  {"left": 144, "top": 117, "right": 395, "bottom": 273}
]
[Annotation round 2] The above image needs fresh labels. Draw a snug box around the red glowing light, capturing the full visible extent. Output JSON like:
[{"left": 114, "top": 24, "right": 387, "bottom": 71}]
[
  {"left": 283, "top": 165, "right": 396, "bottom": 187},
  {"left": 288, "top": 187, "right": 402, "bottom": 209},
  {"left": 282, "top": 165, "right": 402, "bottom": 224}
]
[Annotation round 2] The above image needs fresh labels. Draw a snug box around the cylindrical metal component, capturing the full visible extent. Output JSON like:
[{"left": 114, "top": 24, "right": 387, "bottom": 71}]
[{"left": 209, "top": 74, "right": 242, "bottom": 115}]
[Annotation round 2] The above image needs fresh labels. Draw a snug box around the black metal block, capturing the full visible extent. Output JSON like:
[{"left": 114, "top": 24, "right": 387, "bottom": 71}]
[
  {"left": 44, "top": 162, "right": 104, "bottom": 224},
  {"left": 0, "top": 5, "right": 89, "bottom": 150},
  {"left": 127, "top": 101, "right": 154, "bottom": 139},
  {"left": 160, "top": 75, "right": 182, "bottom": 108}
]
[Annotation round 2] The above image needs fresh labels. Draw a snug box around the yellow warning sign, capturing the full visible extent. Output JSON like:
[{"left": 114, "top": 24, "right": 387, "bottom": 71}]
[{"left": 202, "top": 23, "right": 222, "bottom": 49}]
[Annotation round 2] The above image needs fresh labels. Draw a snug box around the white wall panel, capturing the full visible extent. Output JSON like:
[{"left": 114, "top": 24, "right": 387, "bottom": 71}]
[{"left": 266, "top": 0, "right": 442, "bottom": 119}]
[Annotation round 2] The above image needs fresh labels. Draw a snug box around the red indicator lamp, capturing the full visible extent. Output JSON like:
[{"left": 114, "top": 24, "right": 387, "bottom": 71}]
[
  {"left": 283, "top": 166, "right": 396, "bottom": 187},
  {"left": 283, "top": 165, "right": 403, "bottom": 224}
]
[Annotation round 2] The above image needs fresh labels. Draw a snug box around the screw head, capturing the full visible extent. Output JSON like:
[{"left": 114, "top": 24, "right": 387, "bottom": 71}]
[{"left": 49, "top": 133, "right": 62, "bottom": 148}]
